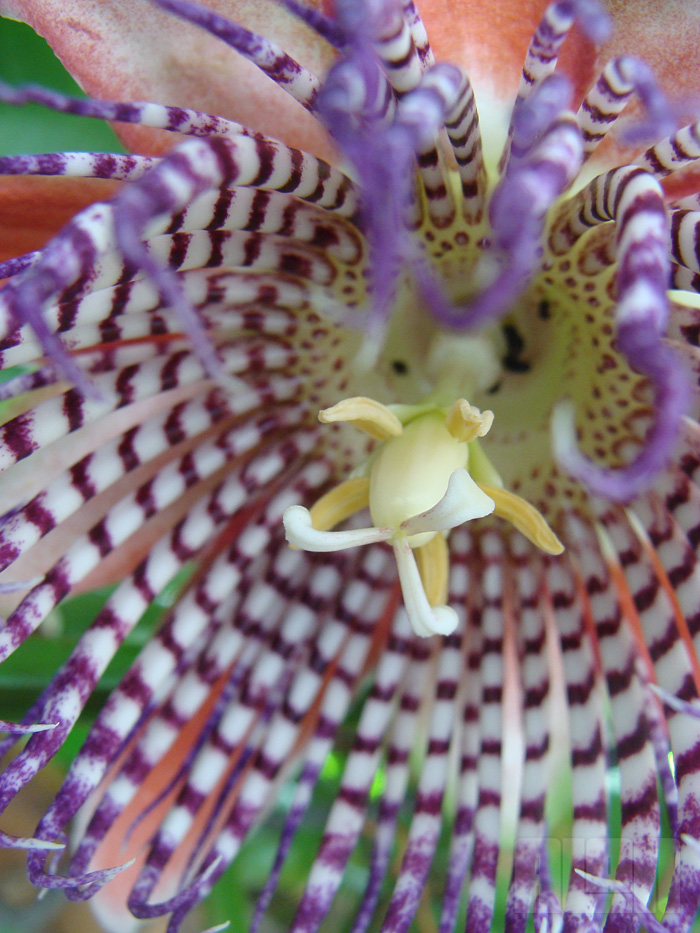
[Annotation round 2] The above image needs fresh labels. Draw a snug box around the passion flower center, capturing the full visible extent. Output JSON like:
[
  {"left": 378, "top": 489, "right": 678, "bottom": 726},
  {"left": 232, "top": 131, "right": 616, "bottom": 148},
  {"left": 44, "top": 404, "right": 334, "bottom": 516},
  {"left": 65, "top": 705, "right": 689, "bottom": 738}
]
[{"left": 283, "top": 396, "right": 563, "bottom": 638}]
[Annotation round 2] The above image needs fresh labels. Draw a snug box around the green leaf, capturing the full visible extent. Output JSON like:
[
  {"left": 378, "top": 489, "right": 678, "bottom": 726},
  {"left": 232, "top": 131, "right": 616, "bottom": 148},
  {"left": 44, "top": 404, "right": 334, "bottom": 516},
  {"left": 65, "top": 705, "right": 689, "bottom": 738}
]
[{"left": 0, "top": 18, "right": 125, "bottom": 156}]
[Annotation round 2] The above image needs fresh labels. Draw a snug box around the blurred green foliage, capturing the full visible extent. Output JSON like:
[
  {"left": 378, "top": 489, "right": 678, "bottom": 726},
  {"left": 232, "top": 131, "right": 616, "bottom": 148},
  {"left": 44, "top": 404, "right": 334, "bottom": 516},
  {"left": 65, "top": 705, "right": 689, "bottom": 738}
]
[{"left": 0, "top": 16, "right": 124, "bottom": 155}]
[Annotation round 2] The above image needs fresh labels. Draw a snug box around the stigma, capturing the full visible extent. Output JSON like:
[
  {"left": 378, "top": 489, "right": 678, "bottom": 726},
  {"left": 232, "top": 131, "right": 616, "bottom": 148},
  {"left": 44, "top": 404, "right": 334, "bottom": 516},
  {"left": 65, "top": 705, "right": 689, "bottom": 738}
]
[{"left": 283, "top": 396, "right": 563, "bottom": 638}]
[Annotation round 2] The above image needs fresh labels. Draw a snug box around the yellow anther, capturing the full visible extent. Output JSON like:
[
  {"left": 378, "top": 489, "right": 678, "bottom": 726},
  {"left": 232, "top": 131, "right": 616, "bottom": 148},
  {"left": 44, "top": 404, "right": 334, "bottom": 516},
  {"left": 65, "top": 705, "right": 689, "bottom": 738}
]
[
  {"left": 415, "top": 532, "right": 449, "bottom": 607},
  {"left": 309, "top": 477, "right": 370, "bottom": 532},
  {"left": 445, "top": 399, "right": 494, "bottom": 442},
  {"left": 478, "top": 484, "right": 564, "bottom": 555},
  {"left": 318, "top": 397, "right": 404, "bottom": 440}
]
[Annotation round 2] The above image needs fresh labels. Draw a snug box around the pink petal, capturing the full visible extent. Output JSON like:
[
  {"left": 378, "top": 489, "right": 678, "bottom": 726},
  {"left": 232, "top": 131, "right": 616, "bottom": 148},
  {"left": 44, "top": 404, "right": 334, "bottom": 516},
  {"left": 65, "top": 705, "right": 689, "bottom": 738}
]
[
  {"left": 0, "top": 175, "right": 119, "bottom": 263},
  {"left": 419, "top": 0, "right": 547, "bottom": 101},
  {"left": 0, "top": 0, "right": 337, "bottom": 158},
  {"left": 599, "top": 0, "right": 700, "bottom": 102},
  {"left": 420, "top": 0, "right": 700, "bottom": 105}
]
